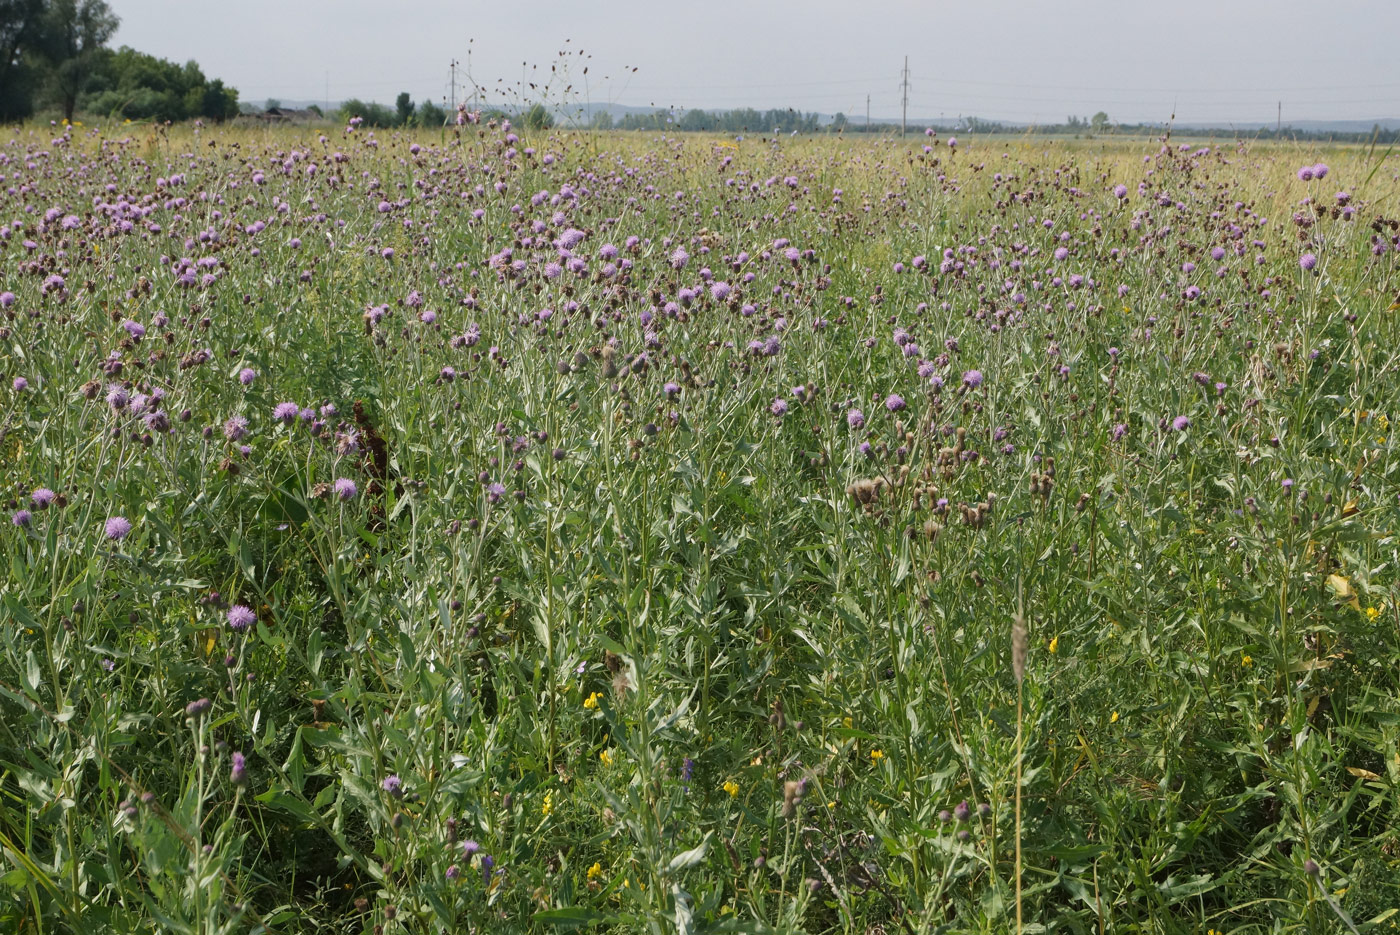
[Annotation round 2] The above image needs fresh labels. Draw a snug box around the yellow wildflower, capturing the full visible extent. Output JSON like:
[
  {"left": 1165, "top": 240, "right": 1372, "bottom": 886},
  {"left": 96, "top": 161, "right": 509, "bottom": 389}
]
[
  {"left": 1110, "top": 711, "right": 1120, "bottom": 723},
  {"left": 1048, "top": 635, "right": 1059, "bottom": 654},
  {"left": 541, "top": 790, "right": 554, "bottom": 817},
  {"left": 870, "top": 749, "right": 885, "bottom": 762},
  {"left": 599, "top": 749, "right": 613, "bottom": 766},
  {"left": 584, "top": 692, "right": 601, "bottom": 710},
  {"left": 1366, "top": 606, "right": 1381, "bottom": 621},
  {"left": 587, "top": 862, "right": 603, "bottom": 881},
  {"left": 1241, "top": 654, "right": 1253, "bottom": 667},
  {"left": 722, "top": 779, "right": 739, "bottom": 798}
]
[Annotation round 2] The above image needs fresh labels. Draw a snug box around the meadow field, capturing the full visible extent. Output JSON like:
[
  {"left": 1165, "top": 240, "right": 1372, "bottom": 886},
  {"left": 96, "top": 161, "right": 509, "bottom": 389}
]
[{"left": 1, "top": 120, "right": 1399, "bottom": 934}]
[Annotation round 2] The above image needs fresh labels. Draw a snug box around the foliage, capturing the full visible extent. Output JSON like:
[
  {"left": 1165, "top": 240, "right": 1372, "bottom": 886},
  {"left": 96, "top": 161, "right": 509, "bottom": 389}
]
[
  {"left": 0, "top": 0, "right": 239, "bottom": 124},
  {"left": 0, "top": 125, "right": 1397, "bottom": 935},
  {"left": 82, "top": 47, "right": 238, "bottom": 123}
]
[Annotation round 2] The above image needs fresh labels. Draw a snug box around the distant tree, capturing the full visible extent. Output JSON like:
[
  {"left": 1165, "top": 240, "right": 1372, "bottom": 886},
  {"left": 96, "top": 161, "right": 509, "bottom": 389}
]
[
  {"left": 84, "top": 48, "right": 237, "bottom": 122},
  {"left": 196, "top": 78, "right": 238, "bottom": 121},
  {"left": 264, "top": 98, "right": 281, "bottom": 111},
  {"left": 0, "top": 0, "right": 46, "bottom": 120},
  {"left": 306, "top": 103, "right": 322, "bottom": 117},
  {"left": 1091, "top": 111, "right": 1109, "bottom": 132},
  {"left": 590, "top": 109, "right": 613, "bottom": 130},
  {"left": 395, "top": 91, "right": 415, "bottom": 126},
  {"left": 830, "top": 112, "right": 848, "bottom": 132},
  {"left": 520, "top": 102, "right": 553, "bottom": 130},
  {"left": 338, "top": 98, "right": 394, "bottom": 127},
  {"left": 418, "top": 99, "right": 446, "bottom": 127},
  {"left": 678, "top": 108, "right": 712, "bottom": 132},
  {"left": 39, "top": 0, "right": 119, "bottom": 121}
]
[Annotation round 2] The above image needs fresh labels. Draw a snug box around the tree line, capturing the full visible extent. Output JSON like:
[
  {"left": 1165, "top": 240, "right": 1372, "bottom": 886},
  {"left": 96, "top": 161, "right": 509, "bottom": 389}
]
[{"left": 1, "top": 0, "right": 239, "bottom": 122}]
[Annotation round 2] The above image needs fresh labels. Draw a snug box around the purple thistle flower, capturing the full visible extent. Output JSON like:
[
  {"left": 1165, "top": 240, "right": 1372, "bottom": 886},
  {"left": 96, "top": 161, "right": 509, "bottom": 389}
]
[
  {"left": 885, "top": 394, "right": 906, "bottom": 412},
  {"left": 273, "top": 402, "right": 299, "bottom": 423},
  {"left": 461, "top": 839, "right": 480, "bottom": 856},
  {"left": 31, "top": 487, "right": 56, "bottom": 509},
  {"left": 1113, "top": 184, "right": 1128, "bottom": 199},
  {"left": 224, "top": 416, "right": 249, "bottom": 441},
  {"left": 238, "top": 368, "right": 257, "bottom": 385},
  {"left": 480, "top": 854, "right": 495, "bottom": 884},
  {"left": 12, "top": 377, "right": 28, "bottom": 391},
  {"left": 962, "top": 370, "right": 984, "bottom": 389},
  {"left": 1171, "top": 415, "right": 1190, "bottom": 431},
  {"left": 847, "top": 409, "right": 865, "bottom": 430},
  {"left": 334, "top": 478, "right": 358, "bottom": 501},
  {"left": 381, "top": 775, "right": 403, "bottom": 797},
  {"left": 1299, "top": 253, "right": 1317, "bottom": 271},
  {"left": 663, "top": 382, "right": 680, "bottom": 398},
  {"left": 486, "top": 482, "right": 506, "bottom": 504},
  {"left": 186, "top": 697, "right": 212, "bottom": 716},
  {"left": 1312, "top": 163, "right": 1329, "bottom": 179},
  {"left": 228, "top": 604, "right": 256, "bottom": 631},
  {"left": 105, "top": 516, "right": 132, "bottom": 540},
  {"left": 670, "top": 247, "right": 689, "bottom": 270},
  {"left": 770, "top": 398, "right": 789, "bottom": 417},
  {"left": 12, "top": 509, "right": 32, "bottom": 527},
  {"left": 230, "top": 751, "right": 247, "bottom": 785}
]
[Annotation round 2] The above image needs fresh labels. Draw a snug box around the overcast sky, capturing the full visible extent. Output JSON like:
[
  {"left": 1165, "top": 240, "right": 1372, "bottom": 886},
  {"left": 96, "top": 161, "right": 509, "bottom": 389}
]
[{"left": 112, "top": 0, "right": 1399, "bottom": 125}]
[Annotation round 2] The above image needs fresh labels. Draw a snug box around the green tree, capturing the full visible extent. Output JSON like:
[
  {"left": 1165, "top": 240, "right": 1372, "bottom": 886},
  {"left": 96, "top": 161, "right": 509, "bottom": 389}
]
[
  {"left": 520, "top": 102, "right": 553, "bottom": 130},
  {"left": 590, "top": 109, "right": 613, "bottom": 130},
  {"left": 40, "top": 0, "right": 119, "bottom": 121},
  {"left": 1091, "top": 111, "right": 1110, "bottom": 132},
  {"left": 0, "top": 0, "right": 46, "bottom": 120},
  {"left": 418, "top": 99, "right": 446, "bottom": 127},
  {"left": 395, "top": 91, "right": 415, "bottom": 127}
]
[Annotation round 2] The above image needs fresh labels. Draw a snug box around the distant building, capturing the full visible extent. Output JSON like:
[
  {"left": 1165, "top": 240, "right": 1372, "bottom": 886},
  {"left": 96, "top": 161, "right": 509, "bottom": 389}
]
[{"left": 259, "top": 107, "right": 319, "bottom": 124}]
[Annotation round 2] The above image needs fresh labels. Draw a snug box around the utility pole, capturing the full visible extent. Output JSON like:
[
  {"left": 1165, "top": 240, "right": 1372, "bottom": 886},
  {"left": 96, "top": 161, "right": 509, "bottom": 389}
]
[
  {"left": 449, "top": 59, "right": 459, "bottom": 113},
  {"left": 900, "top": 56, "right": 911, "bottom": 137},
  {"left": 866, "top": 94, "right": 870, "bottom": 132}
]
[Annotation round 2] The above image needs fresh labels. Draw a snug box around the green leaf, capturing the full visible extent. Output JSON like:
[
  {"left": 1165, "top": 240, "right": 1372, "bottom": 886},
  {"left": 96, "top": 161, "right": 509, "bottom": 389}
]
[{"left": 665, "top": 834, "right": 710, "bottom": 875}]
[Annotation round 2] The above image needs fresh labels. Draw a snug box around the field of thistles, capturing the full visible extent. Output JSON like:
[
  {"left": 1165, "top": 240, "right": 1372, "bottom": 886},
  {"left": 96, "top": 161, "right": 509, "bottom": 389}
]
[{"left": 1, "top": 119, "right": 1399, "bottom": 933}]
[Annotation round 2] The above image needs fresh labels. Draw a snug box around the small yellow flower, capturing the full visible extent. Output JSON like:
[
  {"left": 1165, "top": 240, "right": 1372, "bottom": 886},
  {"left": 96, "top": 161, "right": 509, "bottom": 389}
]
[
  {"left": 541, "top": 790, "right": 554, "bottom": 817},
  {"left": 1110, "top": 711, "right": 1120, "bottom": 723},
  {"left": 722, "top": 779, "right": 739, "bottom": 798},
  {"left": 1366, "top": 606, "right": 1381, "bottom": 621},
  {"left": 584, "top": 691, "right": 601, "bottom": 710},
  {"left": 587, "top": 861, "right": 603, "bottom": 881},
  {"left": 842, "top": 716, "right": 853, "bottom": 729},
  {"left": 870, "top": 749, "right": 885, "bottom": 762},
  {"left": 1048, "top": 635, "right": 1059, "bottom": 654},
  {"left": 1241, "top": 654, "right": 1253, "bottom": 667},
  {"left": 599, "top": 749, "right": 613, "bottom": 766}
]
